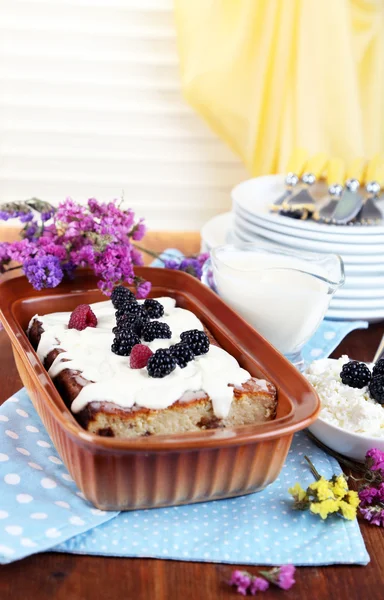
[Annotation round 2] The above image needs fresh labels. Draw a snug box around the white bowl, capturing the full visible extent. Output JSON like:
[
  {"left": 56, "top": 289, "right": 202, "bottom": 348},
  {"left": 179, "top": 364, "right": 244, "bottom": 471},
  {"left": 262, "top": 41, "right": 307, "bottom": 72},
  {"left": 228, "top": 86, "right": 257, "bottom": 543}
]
[
  {"left": 200, "top": 212, "right": 233, "bottom": 251},
  {"left": 308, "top": 417, "right": 384, "bottom": 462}
]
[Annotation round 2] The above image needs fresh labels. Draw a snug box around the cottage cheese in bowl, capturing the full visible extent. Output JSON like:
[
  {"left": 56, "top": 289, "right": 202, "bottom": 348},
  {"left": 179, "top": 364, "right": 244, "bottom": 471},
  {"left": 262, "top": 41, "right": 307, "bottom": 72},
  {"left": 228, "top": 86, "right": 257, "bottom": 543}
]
[{"left": 304, "top": 356, "right": 384, "bottom": 461}]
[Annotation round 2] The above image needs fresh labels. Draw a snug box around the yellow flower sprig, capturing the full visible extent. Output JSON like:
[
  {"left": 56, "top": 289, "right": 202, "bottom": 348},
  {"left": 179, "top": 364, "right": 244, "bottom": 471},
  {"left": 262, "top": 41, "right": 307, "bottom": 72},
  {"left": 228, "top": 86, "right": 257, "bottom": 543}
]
[{"left": 288, "top": 456, "right": 360, "bottom": 521}]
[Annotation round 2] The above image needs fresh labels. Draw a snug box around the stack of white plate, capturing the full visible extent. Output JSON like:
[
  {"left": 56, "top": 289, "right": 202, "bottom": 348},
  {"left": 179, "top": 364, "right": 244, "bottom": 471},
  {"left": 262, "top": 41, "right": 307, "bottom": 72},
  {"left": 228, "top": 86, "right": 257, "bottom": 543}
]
[{"left": 200, "top": 175, "right": 384, "bottom": 322}]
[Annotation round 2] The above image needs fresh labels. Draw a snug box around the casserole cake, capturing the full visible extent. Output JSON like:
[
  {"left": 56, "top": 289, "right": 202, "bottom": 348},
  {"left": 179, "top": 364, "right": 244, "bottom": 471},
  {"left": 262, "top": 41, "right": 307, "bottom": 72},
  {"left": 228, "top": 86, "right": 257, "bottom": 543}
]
[{"left": 27, "top": 287, "right": 277, "bottom": 438}]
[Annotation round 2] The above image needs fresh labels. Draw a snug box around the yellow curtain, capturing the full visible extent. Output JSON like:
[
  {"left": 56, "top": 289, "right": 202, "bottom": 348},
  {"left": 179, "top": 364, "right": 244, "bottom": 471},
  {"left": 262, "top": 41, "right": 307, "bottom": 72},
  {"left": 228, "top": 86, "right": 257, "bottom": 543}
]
[{"left": 174, "top": 0, "right": 384, "bottom": 175}]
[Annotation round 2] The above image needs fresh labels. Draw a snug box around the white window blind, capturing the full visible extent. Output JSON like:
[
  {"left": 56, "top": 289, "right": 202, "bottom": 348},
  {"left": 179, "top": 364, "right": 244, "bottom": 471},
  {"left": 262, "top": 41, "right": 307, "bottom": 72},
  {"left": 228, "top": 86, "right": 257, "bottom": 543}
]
[{"left": 0, "top": 0, "right": 249, "bottom": 230}]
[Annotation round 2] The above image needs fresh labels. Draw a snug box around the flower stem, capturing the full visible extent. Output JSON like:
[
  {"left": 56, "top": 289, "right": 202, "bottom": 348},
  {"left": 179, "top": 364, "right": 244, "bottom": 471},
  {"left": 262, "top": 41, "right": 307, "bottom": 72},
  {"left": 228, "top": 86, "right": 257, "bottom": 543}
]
[
  {"left": 4, "top": 265, "right": 22, "bottom": 273},
  {"left": 304, "top": 455, "right": 322, "bottom": 481},
  {"left": 133, "top": 243, "right": 202, "bottom": 264},
  {"left": 132, "top": 244, "right": 166, "bottom": 263}
]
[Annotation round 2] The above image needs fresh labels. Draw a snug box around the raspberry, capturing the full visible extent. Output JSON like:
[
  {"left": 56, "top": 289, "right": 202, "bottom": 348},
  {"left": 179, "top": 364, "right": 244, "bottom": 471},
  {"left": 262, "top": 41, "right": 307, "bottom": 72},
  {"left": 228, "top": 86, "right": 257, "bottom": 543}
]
[
  {"left": 147, "top": 349, "right": 176, "bottom": 378},
  {"left": 142, "top": 321, "right": 172, "bottom": 342},
  {"left": 369, "top": 375, "right": 384, "bottom": 404},
  {"left": 143, "top": 298, "right": 164, "bottom": 319},
  {"left": 111, "top": 285, "right": 136, "bottom": 309},
  {"left": 111, "top": 331, "right": 140, "bottom": 356},
  {"left": 170, "top": 342, "right": 194, "bottom": 368},
  {"left": 68, "top": 304, "right": 98, "bottom": 331},
  {"left": 340, "top": 361, "right": 371, "bottom": 389},
  {"left": 130, "top": 344, "right": 153, "bottom": 369},
  {"left": 180, "top": 329, "right": 210, "bottom": 356},
  {"left": 372, "top": 359, "right": 384, "bottom": 379}
]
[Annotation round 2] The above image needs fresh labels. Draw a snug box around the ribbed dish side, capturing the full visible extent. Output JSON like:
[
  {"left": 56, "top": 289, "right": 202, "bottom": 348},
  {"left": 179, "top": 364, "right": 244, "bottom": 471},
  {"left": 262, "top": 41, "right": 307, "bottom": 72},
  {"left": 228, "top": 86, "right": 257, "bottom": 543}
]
[{"left": 12, "top": 349, "right": 293, "bottom": 512}]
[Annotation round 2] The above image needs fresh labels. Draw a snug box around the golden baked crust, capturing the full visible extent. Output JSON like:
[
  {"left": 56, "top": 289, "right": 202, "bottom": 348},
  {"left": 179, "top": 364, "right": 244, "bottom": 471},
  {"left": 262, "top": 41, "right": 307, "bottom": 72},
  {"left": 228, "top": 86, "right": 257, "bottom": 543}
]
[{"left": 28, "top": 316, "right": 277, "bottom": 438}]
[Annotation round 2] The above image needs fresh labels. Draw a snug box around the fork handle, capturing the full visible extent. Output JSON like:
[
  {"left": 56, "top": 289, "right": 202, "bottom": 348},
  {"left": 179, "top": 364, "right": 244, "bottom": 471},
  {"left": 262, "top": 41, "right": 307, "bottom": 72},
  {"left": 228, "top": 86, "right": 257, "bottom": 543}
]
[
  {"left": 345, "top": 157, "right": 366, "bottom": 184},
  {"left": 286, "top": 148, "right": 308, "bottom": 177},
  {"left": 373, "top": 334, "right": 384, "bottom": 363}
]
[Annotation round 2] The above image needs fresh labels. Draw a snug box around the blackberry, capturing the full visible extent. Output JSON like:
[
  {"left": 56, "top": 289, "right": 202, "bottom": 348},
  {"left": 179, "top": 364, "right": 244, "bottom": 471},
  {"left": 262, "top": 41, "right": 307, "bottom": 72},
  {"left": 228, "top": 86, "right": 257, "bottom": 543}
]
[
  {"left": 111, "top": 285, "right": 136, "bottom": 309},
  {"left": 170, "top": 342, "right": 194, "bottom": 368},
  {"left": 142, "top": 321, "right": 172, "bottom": 342},
  {"left": 340, "top": 361, "right": 371, "bottom": 389},
  {"left": 143, "top": 298, "right": 164, "bottom": 319},
  {"left": 115, "top": 301, "right": 141, "bottom": 320},
  {"left": 111, "top": 331, "right": 140, "bottom": 356},
  {"left": 147, "top": 349, "right": 176, "bottom": 378},
  {"left": 372, "top": 359, "right": 384, "bottom": 379},
  {"left": 113, "top": 327, "right": 139, "bottom": 342},
  {"left": 115, "top": 311, "right": 149, "bottom": 336},
  {"left": 180, "top": 329, "right": 210, "bottom": 356},
  {"left": 369, "top": 376, "right": 384, "bottom": 404},
  {"left": 116, "top": 308, "right": 149, "bottom": 326}
]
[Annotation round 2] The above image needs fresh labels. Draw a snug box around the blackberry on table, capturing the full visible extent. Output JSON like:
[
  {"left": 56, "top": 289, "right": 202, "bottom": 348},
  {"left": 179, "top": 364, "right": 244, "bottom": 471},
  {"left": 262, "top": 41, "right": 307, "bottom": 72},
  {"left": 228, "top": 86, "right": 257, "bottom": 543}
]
[
  {"left": 111, "top": 285, "right": 136, "bottom": 309},
  {"left": 369, "top": 375, "right": 384, "bottom": 404},
  {"left": 340, "top": 361, "right": 371, "bottom": 389},
  {"left": 142, "top": 321, "right": 172, "bottom": 342},
  {"left": 147, "top": 349, "right": 176, "bottom": 378},
  {"left": 180, "top": 329, "right": 210, "bottom": 356},
  {"left": 111, "top": 331, "right": 140, "bottom": 356},
  {"left": 143, "top": 298, "right": 164, "bottom": 319},
  {"left": 372, "top": 359, "right": 384, "bottom": 379},
  {"left": 170, "top": 342, "right": 194, "bottom": 368}
]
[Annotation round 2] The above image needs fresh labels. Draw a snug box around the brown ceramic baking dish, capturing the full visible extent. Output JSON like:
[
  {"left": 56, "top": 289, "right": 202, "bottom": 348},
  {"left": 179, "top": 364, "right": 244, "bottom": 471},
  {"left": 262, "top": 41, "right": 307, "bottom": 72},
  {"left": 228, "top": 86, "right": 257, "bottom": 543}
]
[{"left": 0, "top": 267, "right": 320, "bottom": 511}]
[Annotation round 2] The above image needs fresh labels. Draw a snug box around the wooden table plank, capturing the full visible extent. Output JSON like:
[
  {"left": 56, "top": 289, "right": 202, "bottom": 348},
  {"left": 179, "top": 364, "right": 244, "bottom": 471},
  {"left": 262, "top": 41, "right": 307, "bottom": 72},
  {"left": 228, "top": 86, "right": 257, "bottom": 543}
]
[{"left": 0, "top": 232, "right": 383, "bottom": 600}]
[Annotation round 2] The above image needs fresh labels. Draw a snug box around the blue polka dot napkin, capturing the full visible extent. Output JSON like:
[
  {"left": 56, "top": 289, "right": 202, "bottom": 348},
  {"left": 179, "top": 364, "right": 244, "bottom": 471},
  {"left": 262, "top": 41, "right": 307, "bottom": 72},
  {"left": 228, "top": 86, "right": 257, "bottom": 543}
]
[
  {"left": 0, "top": 249, "right": 370, "bottom": 565},
  {"left": 0, "top": 390, "right": 369, "bottom": 565}
]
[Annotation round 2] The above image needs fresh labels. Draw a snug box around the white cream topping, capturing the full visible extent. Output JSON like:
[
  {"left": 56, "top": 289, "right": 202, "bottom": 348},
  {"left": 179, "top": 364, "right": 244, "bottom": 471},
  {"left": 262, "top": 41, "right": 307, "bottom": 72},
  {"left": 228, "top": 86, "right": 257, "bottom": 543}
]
[{"left": 29, "top": 297, "right": 251, "bottom": 419}]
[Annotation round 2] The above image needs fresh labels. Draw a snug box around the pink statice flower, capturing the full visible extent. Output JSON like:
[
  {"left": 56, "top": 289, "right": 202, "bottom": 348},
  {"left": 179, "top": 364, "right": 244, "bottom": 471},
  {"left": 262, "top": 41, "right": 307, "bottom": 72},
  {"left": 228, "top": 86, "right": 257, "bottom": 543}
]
[
  {"left": 259, "top": 565, "right": 296, "bottom": 590},
  {"left": 0, "top": 197, "right": 149, "bottom": 296},
  {"left": 228, "top": 570, "right": 252, "bottom": 596},
  {"left": 249, "top": 577, "right": 269, "bottom": 595},
  {"left": 130, "top": 219, "right": 146, "bottom": 241},
  {"left": 136, "top": 280, "right": 152, "bottom": 299},
  {"left": 228, "top": 570, "right": 270, "bottom": 596},
  {"left": 366, "top": 448, "right": 384, "bottom": 475},
  {"left": 0, "top": 243, "right": 11, "bottom": 273},
  {"left": 358, "top": 485, "right": 381, "bottom": 507},
  {"left": 276, "top": 564, "right": 296, "bottom": 590}
]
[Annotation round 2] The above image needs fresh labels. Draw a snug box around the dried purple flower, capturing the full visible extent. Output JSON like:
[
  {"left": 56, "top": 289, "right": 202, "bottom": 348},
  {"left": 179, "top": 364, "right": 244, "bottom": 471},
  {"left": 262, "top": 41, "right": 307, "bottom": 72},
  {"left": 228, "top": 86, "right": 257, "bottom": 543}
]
[
  {"left": 23, "top": 222, "right": 39, "bottom": 240},
  {"left": 163, "top": 254, "right": 209, "bottom": 280},
  {"left": 359, "top": 505, "right": 384, "bottom": 527},
  {"left": 179, "top": 258, "right": 203, "bottom": 279},
  {"left": 23, "top": 255, "right": 63, "bottom": 291}
]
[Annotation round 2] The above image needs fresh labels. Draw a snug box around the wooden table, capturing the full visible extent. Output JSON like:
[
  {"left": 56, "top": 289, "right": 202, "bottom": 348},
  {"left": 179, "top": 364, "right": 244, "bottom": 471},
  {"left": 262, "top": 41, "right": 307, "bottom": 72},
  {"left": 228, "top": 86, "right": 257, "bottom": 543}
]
[{"left": 1, "top": 232, "right": 384, "bottom": 600}]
